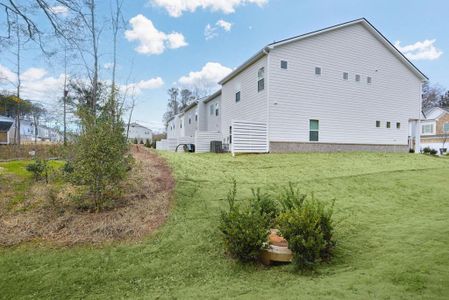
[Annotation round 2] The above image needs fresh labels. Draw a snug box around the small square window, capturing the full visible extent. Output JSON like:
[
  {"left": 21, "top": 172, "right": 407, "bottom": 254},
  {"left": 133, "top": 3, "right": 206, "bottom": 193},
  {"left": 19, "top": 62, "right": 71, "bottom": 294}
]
[
  {"left": 235, "top": 91, "right": 241, "bottom": 102},
  {"left": 367, "top": 77, "right": 372, "bottom": 84},
  {"left": 376, "top": 121, "right": 381, "bottom": 128},
  {"left": 355, "top": 74, "right": 361, "bottom": 82},
  {"left": 315, "top": 67, "right": 321, "bottom": 75},
  {"left": 396, "top": 122, "right": 400, "bottom": 129},
  {"left": 281, "top": 60, "right": 288, "bottom": 69},
  {"left": 343, "top": 72, "right": 349, "bottom": 80},
  {"left": 386, "top": 122, "right": 391, "bottom": 128}
]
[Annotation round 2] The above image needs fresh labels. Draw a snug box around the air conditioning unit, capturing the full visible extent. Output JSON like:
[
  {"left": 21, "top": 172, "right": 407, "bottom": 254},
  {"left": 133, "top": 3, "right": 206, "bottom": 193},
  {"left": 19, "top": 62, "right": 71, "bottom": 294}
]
[{"left": 210, "top": 141, "right": 223, "bottom": 153}]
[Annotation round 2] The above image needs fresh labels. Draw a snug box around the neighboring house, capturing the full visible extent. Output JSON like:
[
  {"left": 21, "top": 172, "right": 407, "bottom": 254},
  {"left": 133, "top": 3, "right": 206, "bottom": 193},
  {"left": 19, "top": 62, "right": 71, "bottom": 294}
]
[
  {"left": 0, "top": 116, "right": 14, "bottom": 144},
  {"left": 160, "top": 18, "right": 427, "bottom": 154},
  {"left": 1, "top": 115, "right": 63, "bottom": 144},
  {"left": 128, "top": 122, "right": 153, "bottom": 143},
  {"left": 420, "top": 107, "right": 449, "bottom": 153}
]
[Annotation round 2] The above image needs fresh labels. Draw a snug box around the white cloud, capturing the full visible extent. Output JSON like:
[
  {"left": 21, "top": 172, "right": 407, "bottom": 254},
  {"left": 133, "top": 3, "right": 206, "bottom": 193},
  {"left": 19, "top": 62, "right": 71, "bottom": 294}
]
[
  {"left": 204, "top": 24, "right": 218, "bottom": 40},
  {"left": 151, "top": 0, "right": 268, "bottom": 17},
  {"left": 103, "top": 63, "right": 114, "bottom": 70},
  {"left": 204, "top": 20, "right": 233, "bottom": 40},
  {"left": 49, "top": 5, "right": 69, "bottom": 16},
  {"left": 0, "top": 64, "right": 16, "bottom": 83},
  {"left": 21, "top": 68, "right": 47, "bottom": 81},
  {"left": 178, "top": 62, "right": 232, "bottom": 90},
  {"left": 122, "top": 77, "right": 164, "bottom": 94},
  {"left": 125, "top": 14, "right": 187, "bottom": 55},
  {"left": 394, "top": 39, "right": 443, "bottom": 61},
  {"left": 217, "top": 19, "right": 232, "bottom": 32}
]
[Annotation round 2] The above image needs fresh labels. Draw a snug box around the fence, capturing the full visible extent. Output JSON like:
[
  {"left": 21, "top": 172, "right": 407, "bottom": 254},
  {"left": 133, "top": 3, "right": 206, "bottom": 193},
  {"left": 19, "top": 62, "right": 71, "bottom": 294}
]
[{"left": 195, "top": 131, "right": 222, "bottom": 153}]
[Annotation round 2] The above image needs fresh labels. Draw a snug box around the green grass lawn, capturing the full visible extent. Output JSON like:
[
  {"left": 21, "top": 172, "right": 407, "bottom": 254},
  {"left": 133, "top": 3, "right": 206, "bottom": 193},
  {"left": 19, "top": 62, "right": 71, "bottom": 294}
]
[{"left": 1, "top": 152, "right": 449, "bottom": 299}]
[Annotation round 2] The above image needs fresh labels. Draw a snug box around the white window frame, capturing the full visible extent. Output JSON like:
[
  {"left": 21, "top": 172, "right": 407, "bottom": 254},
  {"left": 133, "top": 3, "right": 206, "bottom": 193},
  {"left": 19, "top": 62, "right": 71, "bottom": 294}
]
[{"left": 422, "top": 123, "right": 435, "bottom": 135}]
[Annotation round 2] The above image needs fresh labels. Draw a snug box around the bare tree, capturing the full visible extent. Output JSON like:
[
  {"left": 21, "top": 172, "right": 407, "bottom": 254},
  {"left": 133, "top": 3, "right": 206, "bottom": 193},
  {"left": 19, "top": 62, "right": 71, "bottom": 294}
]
[{"left": 422, "top": 83, "right": 444, "bottom": 110}]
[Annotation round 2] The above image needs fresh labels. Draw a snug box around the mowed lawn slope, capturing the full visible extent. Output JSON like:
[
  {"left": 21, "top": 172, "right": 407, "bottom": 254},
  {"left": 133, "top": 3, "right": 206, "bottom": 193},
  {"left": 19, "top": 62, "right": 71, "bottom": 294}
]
[{"left": 1, "top": 152, "right": 449, "bottom": 299}]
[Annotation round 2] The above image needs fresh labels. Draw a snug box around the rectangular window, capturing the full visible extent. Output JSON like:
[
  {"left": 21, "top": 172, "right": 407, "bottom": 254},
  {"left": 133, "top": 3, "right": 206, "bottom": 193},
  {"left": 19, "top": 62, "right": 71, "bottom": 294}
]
[
  {"left": 343, "top": 72, "right": 349, "bottom": 80},
  {"left": 258, "top": 67, "right": 265, "bottom": 92},
  {"left": 195, "top": 114, "right": 198, "bottom": 121},
  {"left": 422, "top": 124, "right": 434, "bottom": 134},
  {"left": 355, "top": 74, "right": 361, "bottom": 82},
  {"left": 235, "top": 91, "right": 241, "bottom": 102},
  {"left": 386, "top": 122, "right": 391, "bottom": 128},
  {"left": 376, "top": 121, "right": 381, "bottom": 128},
  {"left": 315, "top": 67, "right": 321, "bottom": 75},
  {"left": 229, "top": 126, "right": 232, "bottom": 144},
  {"left": 281, "top": 60, "right": 288, "bottom": 69},
  {"left": 367, "top": 77, "right": 372, "bottom": 84},
  {"left": 215, "top": 103, "right": 219, "bottom": 116},
  {"left": 188, "top": 118, "right": 191, "bottom": 124},
  {"left": 309, "top": 119, "right": 319, "bottom": 142},
  {"left": 444, "top": 123, "right": 449, "bottom": 133},
  {"left": 396, "top": 122, "right": 400, "bottom": 129},
  {"left": 210, "top": 105, "right": 214, "bottom": 115}
]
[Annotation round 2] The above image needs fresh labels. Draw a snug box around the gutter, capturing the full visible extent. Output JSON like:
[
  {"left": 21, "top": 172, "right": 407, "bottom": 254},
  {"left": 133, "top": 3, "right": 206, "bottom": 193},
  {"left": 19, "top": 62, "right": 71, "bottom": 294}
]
[{"left": 219, "top": 46, "right": 272, "bottom": 85}]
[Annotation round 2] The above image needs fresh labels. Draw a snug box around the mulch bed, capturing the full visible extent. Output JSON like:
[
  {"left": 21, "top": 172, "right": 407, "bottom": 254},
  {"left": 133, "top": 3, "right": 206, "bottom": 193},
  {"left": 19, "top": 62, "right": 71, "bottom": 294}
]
[{"left": 0, "top": 146, "right": 175, "bottom": 247}]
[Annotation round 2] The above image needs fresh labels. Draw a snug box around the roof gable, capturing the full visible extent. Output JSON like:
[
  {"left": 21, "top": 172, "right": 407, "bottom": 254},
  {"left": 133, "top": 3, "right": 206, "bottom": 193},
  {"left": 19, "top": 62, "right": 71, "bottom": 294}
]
[{"left": 219, "top": 18, "right": 427, "bottom": 85}]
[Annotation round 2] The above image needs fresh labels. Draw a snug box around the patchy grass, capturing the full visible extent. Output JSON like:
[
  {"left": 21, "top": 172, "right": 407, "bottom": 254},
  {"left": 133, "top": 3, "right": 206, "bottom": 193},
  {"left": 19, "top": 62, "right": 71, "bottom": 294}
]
[{"left": 1, "top": 152, "right": 449, "bottom": 299}]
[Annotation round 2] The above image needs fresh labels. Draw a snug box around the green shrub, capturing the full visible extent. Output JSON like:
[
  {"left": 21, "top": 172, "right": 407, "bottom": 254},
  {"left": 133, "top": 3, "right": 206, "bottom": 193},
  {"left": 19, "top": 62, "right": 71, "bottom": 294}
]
[
  {"left": 250, "top": 188, "right": 278, "bottom": 225},
  {"left": 430, "top": 149, "right": 438, "bottom": 155},
  {"left": 144, "top": 139, "right": 152, "bottom": 148},
  {"left": 278, "top": 182, "right": 307, "bottom": 212},
  {"left": 409, "top": 148, "right": 415, "bottom": 153},
  {"left": 26, "top": 159, "right": 51, "bottom": 183},
  {"left": 423, "top": 147, "right": 432, "bottom": 154},
  {"left": 219, "top": 181, "right": 270, "bottom": 262},
  {"left": 62, "top": 161, "right": 74, "bottom": 174},
  {"left": 278, "top": 197, "right": 335, "bottom": 270}
]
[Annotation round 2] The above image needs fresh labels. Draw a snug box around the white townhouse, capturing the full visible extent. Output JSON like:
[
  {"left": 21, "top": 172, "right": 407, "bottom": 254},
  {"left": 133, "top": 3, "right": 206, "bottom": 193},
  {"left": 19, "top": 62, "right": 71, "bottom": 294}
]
[
  {"left": 161, "top": 18, "right": 427, "bottom": 153},
  {"left": 128, "top": 122, "right": 153, "bottom": 143}
]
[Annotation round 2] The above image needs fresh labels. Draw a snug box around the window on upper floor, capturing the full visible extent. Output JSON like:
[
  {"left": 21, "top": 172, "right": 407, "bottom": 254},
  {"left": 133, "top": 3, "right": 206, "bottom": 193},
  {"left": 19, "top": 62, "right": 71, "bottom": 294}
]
[
  {"left": 355, "top": 74, "right": 361, "bottom": 82},
  {"left": 258, "top": 67, "right": 265, "bottom": 92},
  {"left": 188, "top": 118, "right": 191, "bottom": 124},
  {"left": 215, "top": 103, "right": 219, "bottom": 116},
  {"left": 281, "top": 60, "right": 288, "bottom": 69},
  {"left": 315, "top": 67, "right": 321, "bottom": 76},
  {"left": 376, "top": 121, "right": 381, "bottom": 128},
  {"left": 210, "top": 104, "right": 214, "bottom": 115},
  {"left": 309, "top": 119, "right": 319, "bottom": 142},
  {"left": 367, "top": 77, "right": 372, "bottom": 84},
  {"left": 343, "top": 72, "right": 349, "bottom": 80},
  {"left": 422, "top": 124, "right": 434, "bottom": 134},
  {"left": 235, "top": 91, "right": 241, "bottom": 102},
  {"left": 195, "top": 113, "right": 198, "bottom": 122}
]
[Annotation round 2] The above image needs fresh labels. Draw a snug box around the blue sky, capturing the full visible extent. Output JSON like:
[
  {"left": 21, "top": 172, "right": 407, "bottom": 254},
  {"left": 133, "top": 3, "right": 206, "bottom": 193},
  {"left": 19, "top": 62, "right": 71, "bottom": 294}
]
[{"left": 0, "top": 0, "right": 447, "bottom": 131}]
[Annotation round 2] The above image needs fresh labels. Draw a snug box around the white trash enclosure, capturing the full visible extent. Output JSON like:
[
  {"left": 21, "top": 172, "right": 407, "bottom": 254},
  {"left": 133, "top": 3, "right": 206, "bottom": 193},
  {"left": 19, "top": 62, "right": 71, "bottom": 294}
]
[{"left": 231, "top": 120, "right": 268, "bottom": 155}]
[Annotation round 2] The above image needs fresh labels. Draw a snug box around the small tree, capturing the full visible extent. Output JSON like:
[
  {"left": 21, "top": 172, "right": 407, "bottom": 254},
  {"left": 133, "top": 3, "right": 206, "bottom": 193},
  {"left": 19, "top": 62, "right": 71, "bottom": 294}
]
[{"left": 72, "top": 98, "right": 130, "bottom": 211}]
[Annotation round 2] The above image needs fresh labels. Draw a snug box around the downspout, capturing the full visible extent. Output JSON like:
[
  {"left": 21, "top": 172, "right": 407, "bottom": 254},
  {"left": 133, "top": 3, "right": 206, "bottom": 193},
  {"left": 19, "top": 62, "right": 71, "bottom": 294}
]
[
  {"left": 416, "top": 83, "right": 424, "bottom": 153},
  {"left": 263, "top": 46, "right": 272, "bottom": 153}
]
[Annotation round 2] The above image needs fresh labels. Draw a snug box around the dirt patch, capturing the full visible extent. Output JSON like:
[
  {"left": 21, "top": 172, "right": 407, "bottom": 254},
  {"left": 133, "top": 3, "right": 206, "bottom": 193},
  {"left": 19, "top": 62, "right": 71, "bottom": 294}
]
[{"left": 0, "top": 146, "right": 175, "bottom": 247}]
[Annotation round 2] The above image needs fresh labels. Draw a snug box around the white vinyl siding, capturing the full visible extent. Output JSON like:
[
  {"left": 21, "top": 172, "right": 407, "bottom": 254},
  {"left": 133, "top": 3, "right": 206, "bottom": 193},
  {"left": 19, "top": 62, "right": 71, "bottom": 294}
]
[
  {"left": 206, "top": 95, "right": 221, "bottom": 132},
  {"left": 221, "top": 55, "right": 268, "bottom": 143},
  {"left": 267, "top": 23, "right": 422, "bottom": 145}
]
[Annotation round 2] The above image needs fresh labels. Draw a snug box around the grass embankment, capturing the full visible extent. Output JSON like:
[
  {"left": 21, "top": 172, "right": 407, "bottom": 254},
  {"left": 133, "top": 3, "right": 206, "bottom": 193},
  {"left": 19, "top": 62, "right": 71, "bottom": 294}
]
[{"left": 1, "top": 152, "right": 449, "bottom": 299}]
